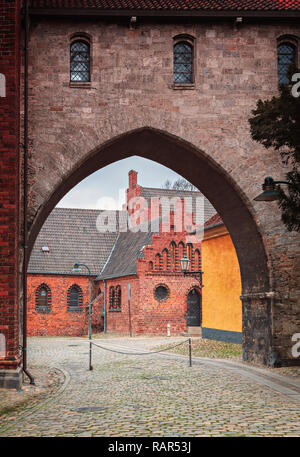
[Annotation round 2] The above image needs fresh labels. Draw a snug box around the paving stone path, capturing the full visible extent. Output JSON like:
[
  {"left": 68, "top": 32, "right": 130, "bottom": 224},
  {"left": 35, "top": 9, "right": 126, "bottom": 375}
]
[{"left": 1, "top": 336, "right": 300, "bottom": 437}]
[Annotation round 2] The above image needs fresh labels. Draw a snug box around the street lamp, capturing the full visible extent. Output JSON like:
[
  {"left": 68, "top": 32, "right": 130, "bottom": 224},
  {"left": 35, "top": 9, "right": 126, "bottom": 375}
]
[
  {"left": 180, "top": 256, "right": 204, "bottom": 288},
  {"left": 254, "top": 176, "right": 289, "bottom": 202},
  {"left": 72, "top": 262, "right": 93, "bottom": 371}
]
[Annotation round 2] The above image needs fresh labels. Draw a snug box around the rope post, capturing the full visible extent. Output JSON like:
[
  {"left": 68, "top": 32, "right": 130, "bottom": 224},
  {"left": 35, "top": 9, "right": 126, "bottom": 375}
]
[{"left": 189, "top": 338, "right": 192, "bottom": 367}]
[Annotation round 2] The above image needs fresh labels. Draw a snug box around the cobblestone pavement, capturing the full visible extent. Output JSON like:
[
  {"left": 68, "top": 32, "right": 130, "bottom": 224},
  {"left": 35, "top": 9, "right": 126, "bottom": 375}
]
[{"left": 1, "top": 336, "right": 300, "bottom": 437}]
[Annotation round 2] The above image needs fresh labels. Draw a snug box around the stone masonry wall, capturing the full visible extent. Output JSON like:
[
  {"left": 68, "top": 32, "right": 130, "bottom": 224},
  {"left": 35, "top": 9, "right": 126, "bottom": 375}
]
[
  {"left": 0, "top": 0, "right": 20, "bottom": 371},
  {"left": 23, "top": 17, "right": 300, "bottom": 365}
]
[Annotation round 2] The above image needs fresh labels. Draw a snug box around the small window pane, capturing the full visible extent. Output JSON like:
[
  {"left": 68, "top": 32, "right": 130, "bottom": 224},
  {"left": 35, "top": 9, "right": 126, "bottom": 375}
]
[
  {"left": 70, "top": 41, "right": 90, "bottom": 82},
  {"left": 278, "top": 43, "right": 296, "bottom": 84},
  {"left": 174, "top": 42, "right": 193, "bottom": 84}
]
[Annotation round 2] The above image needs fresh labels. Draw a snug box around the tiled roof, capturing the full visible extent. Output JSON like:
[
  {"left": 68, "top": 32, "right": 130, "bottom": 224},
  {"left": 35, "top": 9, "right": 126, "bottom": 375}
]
[
  {"left": 96, "top": 230, "right": 155, "bottom": 280},
  {"left": 204, "top": 212, "right": 223, "bottom": 227},
  {"left": 140, "top": 186, "right": 217, "bottom": 224},
  {"left": 28, "top": 208, "right": 125, "bottom": 275},
  {"left": 29, "top": 0, "right": 300, "bottom": 12}
]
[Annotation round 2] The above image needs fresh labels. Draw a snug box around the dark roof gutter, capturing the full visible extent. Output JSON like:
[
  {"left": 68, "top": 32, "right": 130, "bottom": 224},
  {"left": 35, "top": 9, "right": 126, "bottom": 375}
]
[{"left": 28, "top": 8, "right": 300, "bottom": 19}]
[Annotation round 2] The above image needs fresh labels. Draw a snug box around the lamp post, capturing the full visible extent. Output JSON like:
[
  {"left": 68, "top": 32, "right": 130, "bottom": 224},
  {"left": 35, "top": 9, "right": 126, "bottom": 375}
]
[
  {"left": 254, "top": 176, "right": 289, "bottom": 202},
  {"left": 180, "top": 256, "right": 204, "bottom": 288},
  {"left": 73, "top": 262, "right": 93, "bottom": 371}
]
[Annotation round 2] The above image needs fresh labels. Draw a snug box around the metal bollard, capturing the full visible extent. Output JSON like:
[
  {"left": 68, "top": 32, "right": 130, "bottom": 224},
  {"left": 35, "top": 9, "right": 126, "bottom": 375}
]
[{"left": 189, "top": 338, "right": 192, "bottom": 367}]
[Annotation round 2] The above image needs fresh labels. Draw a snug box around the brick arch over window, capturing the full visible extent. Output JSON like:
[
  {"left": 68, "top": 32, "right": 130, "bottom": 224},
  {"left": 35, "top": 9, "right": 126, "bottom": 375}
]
[
  {"left": 27, "top": 127, "right": 272, "bottom": 365},
  {"left": 35, "top": 283, "right": 52, "bottom": 314},
  {"left": 67, "top": 284, "right": 83, "bottom": 311}
]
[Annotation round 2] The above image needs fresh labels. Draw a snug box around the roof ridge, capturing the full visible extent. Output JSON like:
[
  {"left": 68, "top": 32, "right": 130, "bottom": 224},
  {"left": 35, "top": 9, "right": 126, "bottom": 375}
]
[{"left": 141, "top": 186, "right": 201, "bottom": 194}]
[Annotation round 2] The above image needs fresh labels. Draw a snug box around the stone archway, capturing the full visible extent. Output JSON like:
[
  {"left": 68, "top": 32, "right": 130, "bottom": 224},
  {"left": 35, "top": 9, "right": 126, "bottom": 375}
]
[{"left": 26, "top": 127, "right": 273, "bottom": 366}]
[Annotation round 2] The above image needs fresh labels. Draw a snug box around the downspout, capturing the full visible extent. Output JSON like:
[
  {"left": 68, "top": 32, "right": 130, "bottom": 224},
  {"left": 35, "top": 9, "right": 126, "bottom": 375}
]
[
  {"left": 103, "top": 280, "right": 106, "bottom": 333},
  {"left": 22, "top": 0, "right": 34, "bottom": 384}
]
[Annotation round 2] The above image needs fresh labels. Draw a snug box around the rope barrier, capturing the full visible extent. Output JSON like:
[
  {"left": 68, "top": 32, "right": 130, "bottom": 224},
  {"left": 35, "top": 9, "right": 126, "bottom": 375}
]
[{"left": 89, "top": 339, "right": 190, "bottom": 356}]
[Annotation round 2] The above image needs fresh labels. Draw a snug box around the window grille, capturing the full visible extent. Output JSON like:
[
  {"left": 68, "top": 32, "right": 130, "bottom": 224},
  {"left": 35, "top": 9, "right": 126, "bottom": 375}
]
[
  {"left": 278, "top": 42, "right": 296, "bottom": 84},
  {"left": 70, "top": 41, "right": 90, "bottom": 82},
  {"left": 174, "top": 42, "right": 193, "bottom": 84}
]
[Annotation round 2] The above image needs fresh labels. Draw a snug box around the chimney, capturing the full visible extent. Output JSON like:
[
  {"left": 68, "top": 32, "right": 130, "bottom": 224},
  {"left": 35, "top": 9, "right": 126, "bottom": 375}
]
[{"left": 129, "top": 170, "right": 138, "bottom": 189}]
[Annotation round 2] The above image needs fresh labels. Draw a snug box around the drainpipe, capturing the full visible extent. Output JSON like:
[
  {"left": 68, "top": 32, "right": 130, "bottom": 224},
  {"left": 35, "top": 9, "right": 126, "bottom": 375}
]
[
  {"left": 103, "top": 280, "right": 106, "bottom": 333},
  {"left": 22, "top": 0, "right": 34, "bottom": 385}
]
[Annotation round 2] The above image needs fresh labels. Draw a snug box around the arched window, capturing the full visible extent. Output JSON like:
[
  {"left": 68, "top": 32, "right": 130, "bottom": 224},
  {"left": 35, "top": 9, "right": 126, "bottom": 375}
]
[
  {"left": 194, "top": 249, "right": 201, "bottom": 271},
  {"left": 170, "top": 242, "right": 176, "bottom": 263},
  {"left": 109, "top": 286, "right": 115, "bottom": 311},
  {"left": 155, "top": 253, "right": 161, "bottom": 271},
  {"left": 178, "top": 242, "right": 185, "bottom": 262},
  {"left": 70, "top": 40, "right": 90, "bottom": 82},
  {"left": 277, "top": 41, "right": 297, "bottom": 84},
  {"left": 162, "top": 249, "right": 169, "bottom": 271},
  {"left": 67, "top": 284, "right": 83, "bottom": 312},
  {"left": 173, "top": 41, "right": 193, "bottom": 84},
  {"left": 35, "top": 283, "right": 51, "bottom": 313},
  {"left": 115, "top": 285, "right": 121, "bottom": 312},
  {"left": 149, "top": 261, "right": 153, "bottom": 271},
  {"left": 108, "top": 285, "right": 122, "bottom": 312},
  {"left": 186, "top": 243, "right": 193, "bottom": 260}
]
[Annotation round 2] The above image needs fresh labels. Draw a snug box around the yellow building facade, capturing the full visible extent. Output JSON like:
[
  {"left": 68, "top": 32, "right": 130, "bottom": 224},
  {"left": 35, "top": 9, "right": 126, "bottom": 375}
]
[{"left": 201, "top": 221, "right": 242, "bottom": 344}]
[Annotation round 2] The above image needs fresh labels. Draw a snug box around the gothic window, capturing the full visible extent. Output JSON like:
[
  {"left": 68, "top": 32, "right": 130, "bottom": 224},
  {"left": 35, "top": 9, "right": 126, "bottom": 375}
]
[
  {"left": 155, "top": 253, "right": 161, "bottom": 271},
  {"left": 70, "top": 40, "right": 90, "bottom": 82},
  {"left": 178, "top": 241, "right": 185, "bottom": 261},
  {"left": 162, "top": 249, "right": 169, "bottom": 270},
  {"left": 108, "top": 285, "right": 121, "bottom": 312},
  {"left": 115, "top": 285, "right": 121, "bottom": 312},
  {"left": 67, "top": 284, "right": 83, "bottom": 311},
  {"left": 35, "top": 284, "right": 51, "bottom": 314},
  {"left": 186, "top": 243, "right": 192, "bottom": 260},
  {"left": 173, "top": 41, "right": 193, "bottom": 84},
  {"left": 170, "top": 242, "right": 176, "bottom": 263},
  {"left": 277, "top": 41, "right": 297, "bottom": 84},
  {"left": 109, "top": 286, "right": 115, "bottom": 311},
  {"left": 194, "top": 249, "right": 201, "bottom": 270}
]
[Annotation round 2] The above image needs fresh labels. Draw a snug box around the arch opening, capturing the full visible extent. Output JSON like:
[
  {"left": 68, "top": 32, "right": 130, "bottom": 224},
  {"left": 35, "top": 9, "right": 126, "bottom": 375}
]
[{"left": 27, "top": 127, "right": 272, "bottom": 365}]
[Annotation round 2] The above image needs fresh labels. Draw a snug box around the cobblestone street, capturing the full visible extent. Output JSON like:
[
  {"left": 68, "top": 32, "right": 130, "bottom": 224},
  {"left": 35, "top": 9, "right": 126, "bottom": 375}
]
[{"left": 1, "top": 336, "right": 300, "bottom": 437}]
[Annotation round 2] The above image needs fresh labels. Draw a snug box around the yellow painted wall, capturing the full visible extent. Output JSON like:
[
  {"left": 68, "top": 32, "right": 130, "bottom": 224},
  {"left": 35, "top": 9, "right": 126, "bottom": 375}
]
[{"left": 202, "top": 230, "right": 242, "bottom": 333}]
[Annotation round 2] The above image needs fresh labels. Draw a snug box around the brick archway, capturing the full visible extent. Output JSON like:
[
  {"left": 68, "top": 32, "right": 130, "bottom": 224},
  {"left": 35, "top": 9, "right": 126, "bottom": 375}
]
[{"left": 27, "top": 127, "right": 272, "bottom": 366}]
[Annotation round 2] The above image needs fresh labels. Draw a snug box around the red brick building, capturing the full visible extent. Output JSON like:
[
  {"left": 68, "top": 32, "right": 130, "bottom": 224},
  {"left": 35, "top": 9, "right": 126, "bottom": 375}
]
[{"left": 28, "top": 170, "right": 243, "bottom": 340}]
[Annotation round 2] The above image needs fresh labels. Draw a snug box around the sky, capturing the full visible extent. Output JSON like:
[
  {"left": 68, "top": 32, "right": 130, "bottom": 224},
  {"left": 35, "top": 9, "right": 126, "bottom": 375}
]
[{"left": 57, "top": 156, "right": 186, "bottom": 210}]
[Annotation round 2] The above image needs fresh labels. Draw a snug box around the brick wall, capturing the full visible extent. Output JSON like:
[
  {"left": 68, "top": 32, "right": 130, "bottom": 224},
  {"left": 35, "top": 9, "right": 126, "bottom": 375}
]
[
  {"left": 27, "top": 274, "right": 104, "bottom": 336},
  {"left": 101, "top": 225, "right": 204, "bottom": 336},
  {"left": 0, "top": 0, "right": 20, "bottom": 370}
]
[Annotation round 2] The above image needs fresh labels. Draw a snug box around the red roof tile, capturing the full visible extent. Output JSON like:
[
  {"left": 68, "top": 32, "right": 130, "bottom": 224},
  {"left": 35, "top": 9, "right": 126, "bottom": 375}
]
[
  {"left": 29, "top": 0, "right": 300, "bottom": 12},
  {"left": 204, "top": 213, "right": 223, "bottom": 228}
]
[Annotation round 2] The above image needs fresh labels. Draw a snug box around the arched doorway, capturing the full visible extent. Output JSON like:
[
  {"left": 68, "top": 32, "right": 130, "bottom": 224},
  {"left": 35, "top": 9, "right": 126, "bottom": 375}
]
[{"left": 187, "top": 288, "right": 202, "bottom": 327}]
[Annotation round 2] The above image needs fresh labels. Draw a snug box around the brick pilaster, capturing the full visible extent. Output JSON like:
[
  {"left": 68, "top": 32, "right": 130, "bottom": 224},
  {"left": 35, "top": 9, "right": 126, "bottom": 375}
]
[{"left": 0, "top": 0, "right": 21, "bottom": 373}]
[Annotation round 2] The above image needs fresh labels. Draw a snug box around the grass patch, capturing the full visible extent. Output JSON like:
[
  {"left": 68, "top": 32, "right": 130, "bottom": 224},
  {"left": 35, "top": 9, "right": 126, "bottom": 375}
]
[{"left": 154, "top": 337, "right": 242, "bottom": 360}]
